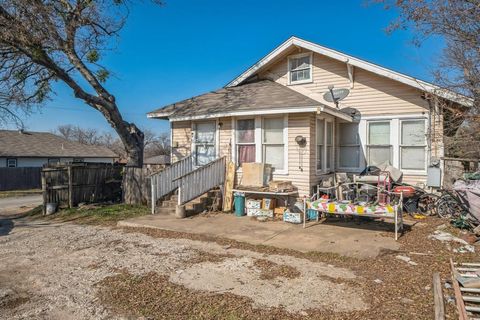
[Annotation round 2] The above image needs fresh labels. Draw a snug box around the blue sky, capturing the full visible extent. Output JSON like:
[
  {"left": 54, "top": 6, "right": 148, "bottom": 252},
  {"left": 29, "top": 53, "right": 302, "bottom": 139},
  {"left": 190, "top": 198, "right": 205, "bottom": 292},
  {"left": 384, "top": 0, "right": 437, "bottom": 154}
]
[{"left": 14, "top": 0, "right": 443, "bottom": 135}]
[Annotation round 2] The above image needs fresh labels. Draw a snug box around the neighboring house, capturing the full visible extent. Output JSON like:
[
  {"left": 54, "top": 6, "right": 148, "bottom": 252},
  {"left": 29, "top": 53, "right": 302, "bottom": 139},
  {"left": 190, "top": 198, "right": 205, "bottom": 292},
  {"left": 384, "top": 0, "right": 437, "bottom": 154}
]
[
  {"left": 144, "top": 155, "right": 171, "bottom": 166},
  {"left": 147, "top": 36, "right": 470, "bottom": 197},
  {"left": 0, "top": 130, "right": 117, "bottom": 167}
]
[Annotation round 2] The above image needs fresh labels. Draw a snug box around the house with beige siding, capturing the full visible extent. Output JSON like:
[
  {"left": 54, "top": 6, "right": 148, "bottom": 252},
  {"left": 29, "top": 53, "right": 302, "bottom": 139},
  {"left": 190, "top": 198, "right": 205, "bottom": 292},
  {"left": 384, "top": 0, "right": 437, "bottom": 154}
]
[{"left": 147, "top": 36, "right": 469, "bottom": 198}]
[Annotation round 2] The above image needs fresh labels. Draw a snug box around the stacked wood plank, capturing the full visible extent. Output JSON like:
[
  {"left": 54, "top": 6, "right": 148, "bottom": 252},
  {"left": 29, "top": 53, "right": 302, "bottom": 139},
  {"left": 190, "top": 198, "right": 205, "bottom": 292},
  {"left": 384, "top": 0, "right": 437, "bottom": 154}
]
[{"left": 451, "top": 259, "right": 480, "bottom": 320}]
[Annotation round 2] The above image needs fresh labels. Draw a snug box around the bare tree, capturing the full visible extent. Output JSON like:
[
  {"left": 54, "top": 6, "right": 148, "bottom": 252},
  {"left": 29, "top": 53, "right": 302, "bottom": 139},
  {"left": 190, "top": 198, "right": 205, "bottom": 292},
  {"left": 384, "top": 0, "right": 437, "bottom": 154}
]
[
  {"left": 54, "top": 124, "right": 170, "bottom": 160},
  {"left": 0, "top": 0, "right": 162, "bottom": 166},
  {"left": 376, "top": 0, "right": 480, "bottom": 158}
]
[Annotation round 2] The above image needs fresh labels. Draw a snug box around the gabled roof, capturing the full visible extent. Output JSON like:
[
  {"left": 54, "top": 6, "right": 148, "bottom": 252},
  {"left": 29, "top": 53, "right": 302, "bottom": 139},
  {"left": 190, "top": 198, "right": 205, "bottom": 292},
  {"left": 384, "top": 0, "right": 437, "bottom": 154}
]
[
  {"left": 147, "top": 79, "right": 352, "bottom": 121},
  {"left": 0, "top": 130, "right": 118, "bottom": 158},
  {"left": 227, "top": 36, "right": 471, "bottom": 106}
]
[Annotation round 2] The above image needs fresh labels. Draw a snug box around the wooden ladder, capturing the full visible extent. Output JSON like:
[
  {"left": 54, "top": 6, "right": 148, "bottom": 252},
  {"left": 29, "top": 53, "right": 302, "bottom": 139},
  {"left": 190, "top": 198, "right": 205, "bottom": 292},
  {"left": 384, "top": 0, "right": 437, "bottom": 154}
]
[{"left": 451, "top": 259, "right": 480, "bottom": 320}]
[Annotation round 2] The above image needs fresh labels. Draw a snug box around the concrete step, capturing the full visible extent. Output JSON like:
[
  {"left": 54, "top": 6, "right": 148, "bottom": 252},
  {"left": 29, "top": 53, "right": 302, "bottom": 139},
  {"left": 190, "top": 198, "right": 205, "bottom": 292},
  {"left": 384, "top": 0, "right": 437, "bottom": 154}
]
[
  {"left": 155, "top": 207, "right": 175, "bottom": 215},
  {"left": 161, "top": 200, "right": 178, "bottom": 207},
  {"left": 185, "top": 202, "right": 205, "bottom": 212},
  {"left": 169, "top": 194, "right": 179, "bottom": 201}
]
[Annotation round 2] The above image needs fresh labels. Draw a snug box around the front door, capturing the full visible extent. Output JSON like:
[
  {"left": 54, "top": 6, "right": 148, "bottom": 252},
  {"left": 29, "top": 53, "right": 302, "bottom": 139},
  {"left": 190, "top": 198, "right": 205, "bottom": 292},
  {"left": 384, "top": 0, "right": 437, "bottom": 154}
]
[{"left": 192, "top": 121, "right": 216, "bottom": 166}]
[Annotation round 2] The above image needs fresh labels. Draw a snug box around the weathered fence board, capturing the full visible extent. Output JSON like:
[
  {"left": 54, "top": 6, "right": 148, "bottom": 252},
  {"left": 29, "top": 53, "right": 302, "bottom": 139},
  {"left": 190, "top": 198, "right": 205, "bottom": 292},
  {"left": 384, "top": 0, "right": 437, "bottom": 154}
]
[
  {"left": 42, "top": 163, "right": 122, "bottom": 211},
  {"left": 0, "top": 167, "right": 42, "bottom": 191},
  {"left": 123, "top": 167, "right": 154, "bottom": 205}
]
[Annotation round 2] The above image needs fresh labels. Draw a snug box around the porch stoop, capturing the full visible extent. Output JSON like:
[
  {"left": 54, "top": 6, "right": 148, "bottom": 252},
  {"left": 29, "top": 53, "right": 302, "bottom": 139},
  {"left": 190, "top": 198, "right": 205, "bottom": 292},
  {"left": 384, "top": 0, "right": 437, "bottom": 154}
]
[{"left": 155, "top": 189, "right": 221, "bottom": 217}]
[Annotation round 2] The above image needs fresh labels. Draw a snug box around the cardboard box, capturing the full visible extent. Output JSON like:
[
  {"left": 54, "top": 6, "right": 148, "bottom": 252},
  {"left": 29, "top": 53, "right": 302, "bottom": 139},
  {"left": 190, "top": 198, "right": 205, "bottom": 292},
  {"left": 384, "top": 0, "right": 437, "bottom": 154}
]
[
  {"left": 274, "top": 206, "right": 286, "bottom": 215},
  {"left": 247, "top": 208, "right": 273, "bottom": 217},
  {"left": 246, "top": 199, "right": 261, "bottom": 209},
  {"left": 268, "top": 180, "right": 293, "bottom": 192},
  {"left": 247, "top": 208, "right": 261, "bottom": 216},
  {"left": 283, "top": 210, "right": 303, "bottom": 224},
  {"left": 241, "top": 163, "right": 272, "bottom": 187},
  {"left": 262, "top": 198, "right": 276, "bottom": 210}
]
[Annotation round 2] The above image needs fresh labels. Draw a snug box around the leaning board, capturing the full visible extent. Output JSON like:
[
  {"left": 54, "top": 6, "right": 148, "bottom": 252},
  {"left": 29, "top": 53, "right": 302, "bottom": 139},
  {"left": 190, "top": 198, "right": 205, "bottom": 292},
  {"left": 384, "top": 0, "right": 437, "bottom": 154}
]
[{"left": 222, "top": 161, "right": 235, "bottom": 212}]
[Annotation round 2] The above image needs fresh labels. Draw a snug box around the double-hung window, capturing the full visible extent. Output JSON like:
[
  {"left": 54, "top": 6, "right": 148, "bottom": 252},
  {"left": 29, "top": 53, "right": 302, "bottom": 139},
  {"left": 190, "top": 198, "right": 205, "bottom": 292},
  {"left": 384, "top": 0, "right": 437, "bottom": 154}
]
[
  {"left": 288, "top": 53, "right": 312, "bottom": 84},
  {"left": 316, "top": 119, "right": 324, "bottom": 171},
  {"left": 262, "top": 117, "right": 285, "bottom": 171},
  {"left": 7, "top": 158, "right": 17, "bottom": 168},
  {"left": 236, "top": 119, "right": 256, "bottom": 166},
  {"left": 326, "top": 121, "right": 333, "bottom": 170},
  {"left": 316, "top": 118, "right": 333, "bottom": 173},
  {"left": 338, "top": 123, "right": 360, "bottom": 169},
  {"left": 400, "top": 120, "right": 426, "bottom": 170},
  {"left": 367, "top": 121, "right": 392, "bottom": 166}
]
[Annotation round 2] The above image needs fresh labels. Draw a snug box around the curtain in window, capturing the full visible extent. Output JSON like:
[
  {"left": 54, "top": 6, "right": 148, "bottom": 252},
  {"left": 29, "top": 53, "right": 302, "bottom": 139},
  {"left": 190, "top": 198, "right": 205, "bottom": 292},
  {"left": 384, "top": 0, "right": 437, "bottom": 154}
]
[
  {"left": 236, "top": 119, "right": 255, "bottom": 166},
  {"left": 238, "top": 145, "right": 255, "bottom": 165}
]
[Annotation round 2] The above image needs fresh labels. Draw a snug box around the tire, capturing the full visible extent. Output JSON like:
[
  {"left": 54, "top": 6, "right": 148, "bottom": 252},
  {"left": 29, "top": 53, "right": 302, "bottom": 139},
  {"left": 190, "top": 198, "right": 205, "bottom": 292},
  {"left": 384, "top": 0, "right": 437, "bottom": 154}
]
[
  {"left": 436, "top": 194, "right": 465, "bottom": 219},
  {"left": 417, "top": 193, "right": 439, "bottom": 216}
]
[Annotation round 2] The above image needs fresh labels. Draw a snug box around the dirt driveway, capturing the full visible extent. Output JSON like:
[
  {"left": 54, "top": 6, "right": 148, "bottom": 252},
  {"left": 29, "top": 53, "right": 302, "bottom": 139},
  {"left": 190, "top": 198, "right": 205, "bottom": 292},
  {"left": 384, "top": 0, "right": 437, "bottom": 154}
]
[
  {"left": 1, "top": 214, "right": 368, "bottom": 320},
  {"left": 1, "top": 208, "right": 476, "bottom": 319}
]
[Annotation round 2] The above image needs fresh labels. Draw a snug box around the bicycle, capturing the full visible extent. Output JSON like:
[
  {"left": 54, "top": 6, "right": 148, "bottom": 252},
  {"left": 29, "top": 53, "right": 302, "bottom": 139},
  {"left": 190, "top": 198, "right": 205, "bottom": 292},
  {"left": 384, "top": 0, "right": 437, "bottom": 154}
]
[{"left": 436, "top": 188, "right": 480, "bottom": 229}]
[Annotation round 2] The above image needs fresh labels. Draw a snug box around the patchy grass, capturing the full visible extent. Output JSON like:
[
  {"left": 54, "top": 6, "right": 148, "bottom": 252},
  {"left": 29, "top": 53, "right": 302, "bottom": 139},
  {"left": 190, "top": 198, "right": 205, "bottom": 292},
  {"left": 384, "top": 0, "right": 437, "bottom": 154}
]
[
  {"left": 28, "top": 204, "right": 149, "bottom": 226},
  {"left": 97, "top": 271, "right": 350, "bottom": 320},
  {"left": 186, "top": 250, "right": 235, "bottom": 265},
  {"left": 252, "top": 259, "right": 301, "bottom": 280},
  {"left": 0, "top": 189, "right": 41, "bottom": 198},
  {"left": 119, "top": 216, "right": 479, "bottom": 320}
]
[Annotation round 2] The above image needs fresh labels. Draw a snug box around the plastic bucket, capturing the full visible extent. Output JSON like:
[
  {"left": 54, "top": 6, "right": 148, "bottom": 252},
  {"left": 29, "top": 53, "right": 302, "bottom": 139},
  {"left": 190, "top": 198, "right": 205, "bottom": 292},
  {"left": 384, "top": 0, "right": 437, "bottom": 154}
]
[
  {"left": 233, "top": 192, "right": 245, "bottom": 217},
  {"left": 46, "top": 202, "right": 57, "bottom": 215}
]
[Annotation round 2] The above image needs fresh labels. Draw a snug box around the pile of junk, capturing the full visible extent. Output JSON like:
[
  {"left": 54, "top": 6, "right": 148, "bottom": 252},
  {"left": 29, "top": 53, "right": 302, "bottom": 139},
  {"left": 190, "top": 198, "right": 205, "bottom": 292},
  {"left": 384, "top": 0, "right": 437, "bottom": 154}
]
[{"left": 352, "top": 163, "right": 480, "bottom": 233}]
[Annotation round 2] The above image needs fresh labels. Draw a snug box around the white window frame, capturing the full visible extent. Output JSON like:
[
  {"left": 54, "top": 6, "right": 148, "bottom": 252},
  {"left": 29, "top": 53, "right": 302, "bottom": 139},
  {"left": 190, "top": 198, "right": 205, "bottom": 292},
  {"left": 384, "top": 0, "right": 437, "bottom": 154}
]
[
  {"left": 234, "top": 117, "right": 257, "bottom": 168},
  {"left": 232, "top": 115, "right": 288, "bottom": 175},
  {"left": 7, "top": 158, "right": 17, "bottom": 168},
  {"left": 336, "top": 122, "right": 362, "bottom": 171},
  {"left": 316, "top": 115, "right": 334, "bottom": 175},
  {"left": 366, "top": 120, "right": 393, "bottom": 167},
  {"left": 261, "top": 115, "right": 288, "bottom": 175},
  {"left": 191, "top": 120, "right": 219, "bottom": 167},
  {"left": 399, "top": 119, "right": 428, "bottom": 174},
  {"left": 288, "top": 52, "right": 313, "bottom": 85}
]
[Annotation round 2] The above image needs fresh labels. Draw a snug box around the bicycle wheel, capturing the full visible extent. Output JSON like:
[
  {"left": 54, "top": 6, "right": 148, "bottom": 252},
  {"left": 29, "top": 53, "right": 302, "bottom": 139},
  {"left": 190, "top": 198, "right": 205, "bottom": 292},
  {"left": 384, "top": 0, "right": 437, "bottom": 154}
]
[
  {"left": 436, "top": 194, "right": 465, "bottom": 219},
  {"left": 417, "top": 193, "right": 439, "bottom": 216}
]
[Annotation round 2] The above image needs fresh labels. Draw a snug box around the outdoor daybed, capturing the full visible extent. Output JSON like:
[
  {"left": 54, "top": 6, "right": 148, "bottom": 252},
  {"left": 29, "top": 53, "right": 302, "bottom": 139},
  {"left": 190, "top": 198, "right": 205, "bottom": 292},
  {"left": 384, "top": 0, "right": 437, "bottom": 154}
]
[{"left": 303, "top": 183, "right": 404, "bottom": 240}]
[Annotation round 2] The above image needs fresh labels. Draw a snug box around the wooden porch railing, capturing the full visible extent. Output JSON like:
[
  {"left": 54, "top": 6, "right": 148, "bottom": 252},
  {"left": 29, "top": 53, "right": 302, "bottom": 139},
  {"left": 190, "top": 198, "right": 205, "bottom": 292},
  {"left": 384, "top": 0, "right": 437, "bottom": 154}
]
[
  {"left": 150, "top": 156, "right": 193, "bottom": 214},
  {"left": 174, "top": 156, "right": 226, "bottom": 205}
]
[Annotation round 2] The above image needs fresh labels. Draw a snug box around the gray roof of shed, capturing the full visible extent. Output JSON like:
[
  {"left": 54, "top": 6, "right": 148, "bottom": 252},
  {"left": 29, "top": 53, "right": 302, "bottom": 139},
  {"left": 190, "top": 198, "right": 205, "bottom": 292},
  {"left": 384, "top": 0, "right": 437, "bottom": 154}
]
[
  {"left": 147, "top": 79, "right": 322, "bottom": 119},
  {"left": 0, "top": 130, "right": 118, "bottom": 158}
]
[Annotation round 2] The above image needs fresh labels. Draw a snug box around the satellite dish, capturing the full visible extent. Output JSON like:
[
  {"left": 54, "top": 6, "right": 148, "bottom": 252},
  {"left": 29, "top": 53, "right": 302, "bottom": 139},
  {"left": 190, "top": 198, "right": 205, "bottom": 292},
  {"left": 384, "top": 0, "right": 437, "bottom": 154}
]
[{"left": 323, "top": 88, "right": 350, "bottom": 103}]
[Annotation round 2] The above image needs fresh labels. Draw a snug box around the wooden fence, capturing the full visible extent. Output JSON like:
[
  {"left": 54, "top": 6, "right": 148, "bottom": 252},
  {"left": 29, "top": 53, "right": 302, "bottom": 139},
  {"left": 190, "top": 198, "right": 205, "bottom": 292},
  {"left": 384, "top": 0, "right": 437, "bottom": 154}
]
[
  {"left": 42, "top": 163, "right": 123, "bottom": 211},
  {"left": 0, "top": 167, "right": 42, "bottom": 191}
]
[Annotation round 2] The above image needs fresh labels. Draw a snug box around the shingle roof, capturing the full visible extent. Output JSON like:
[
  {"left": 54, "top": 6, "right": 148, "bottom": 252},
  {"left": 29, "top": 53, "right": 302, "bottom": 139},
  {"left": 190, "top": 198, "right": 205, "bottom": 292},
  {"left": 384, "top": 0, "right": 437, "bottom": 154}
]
[
  {"left": 144, "top": 155, "right": 170, "bottom": 165},
  {"left": 0, "top": 130, "right": 118, "bottom": 158},
  {"left": 147, "top": 79, "right": 322, "bottom": 119}
]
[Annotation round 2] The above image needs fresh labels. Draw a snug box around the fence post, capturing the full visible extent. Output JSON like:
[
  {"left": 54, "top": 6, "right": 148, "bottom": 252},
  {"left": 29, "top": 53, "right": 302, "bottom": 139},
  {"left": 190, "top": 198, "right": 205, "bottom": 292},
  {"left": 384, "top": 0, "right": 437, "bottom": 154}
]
[
  {"left": 151, "top": 175, "right": 156, "bottom": 214},
  {"left": 41, "top": 170, "right": 47, "bottom": 215},
  {"left": 67, "top": 165, "right": 73, "bottom": 208}
]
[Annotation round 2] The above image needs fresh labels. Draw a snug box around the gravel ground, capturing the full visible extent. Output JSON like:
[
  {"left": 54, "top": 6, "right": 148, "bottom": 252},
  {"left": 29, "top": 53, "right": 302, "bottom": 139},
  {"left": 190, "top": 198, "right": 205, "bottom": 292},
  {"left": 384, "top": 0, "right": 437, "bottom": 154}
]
[{"left": 0, "top": 217, "right": 367, "bottom": 319}]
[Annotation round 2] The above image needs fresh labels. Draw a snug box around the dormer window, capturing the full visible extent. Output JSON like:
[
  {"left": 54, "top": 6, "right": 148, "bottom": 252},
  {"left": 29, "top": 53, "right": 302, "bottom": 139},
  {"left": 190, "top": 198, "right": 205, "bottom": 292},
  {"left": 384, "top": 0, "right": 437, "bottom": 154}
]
[{"left": 288, "top": 52, "right": 312, "bottom": 85}]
